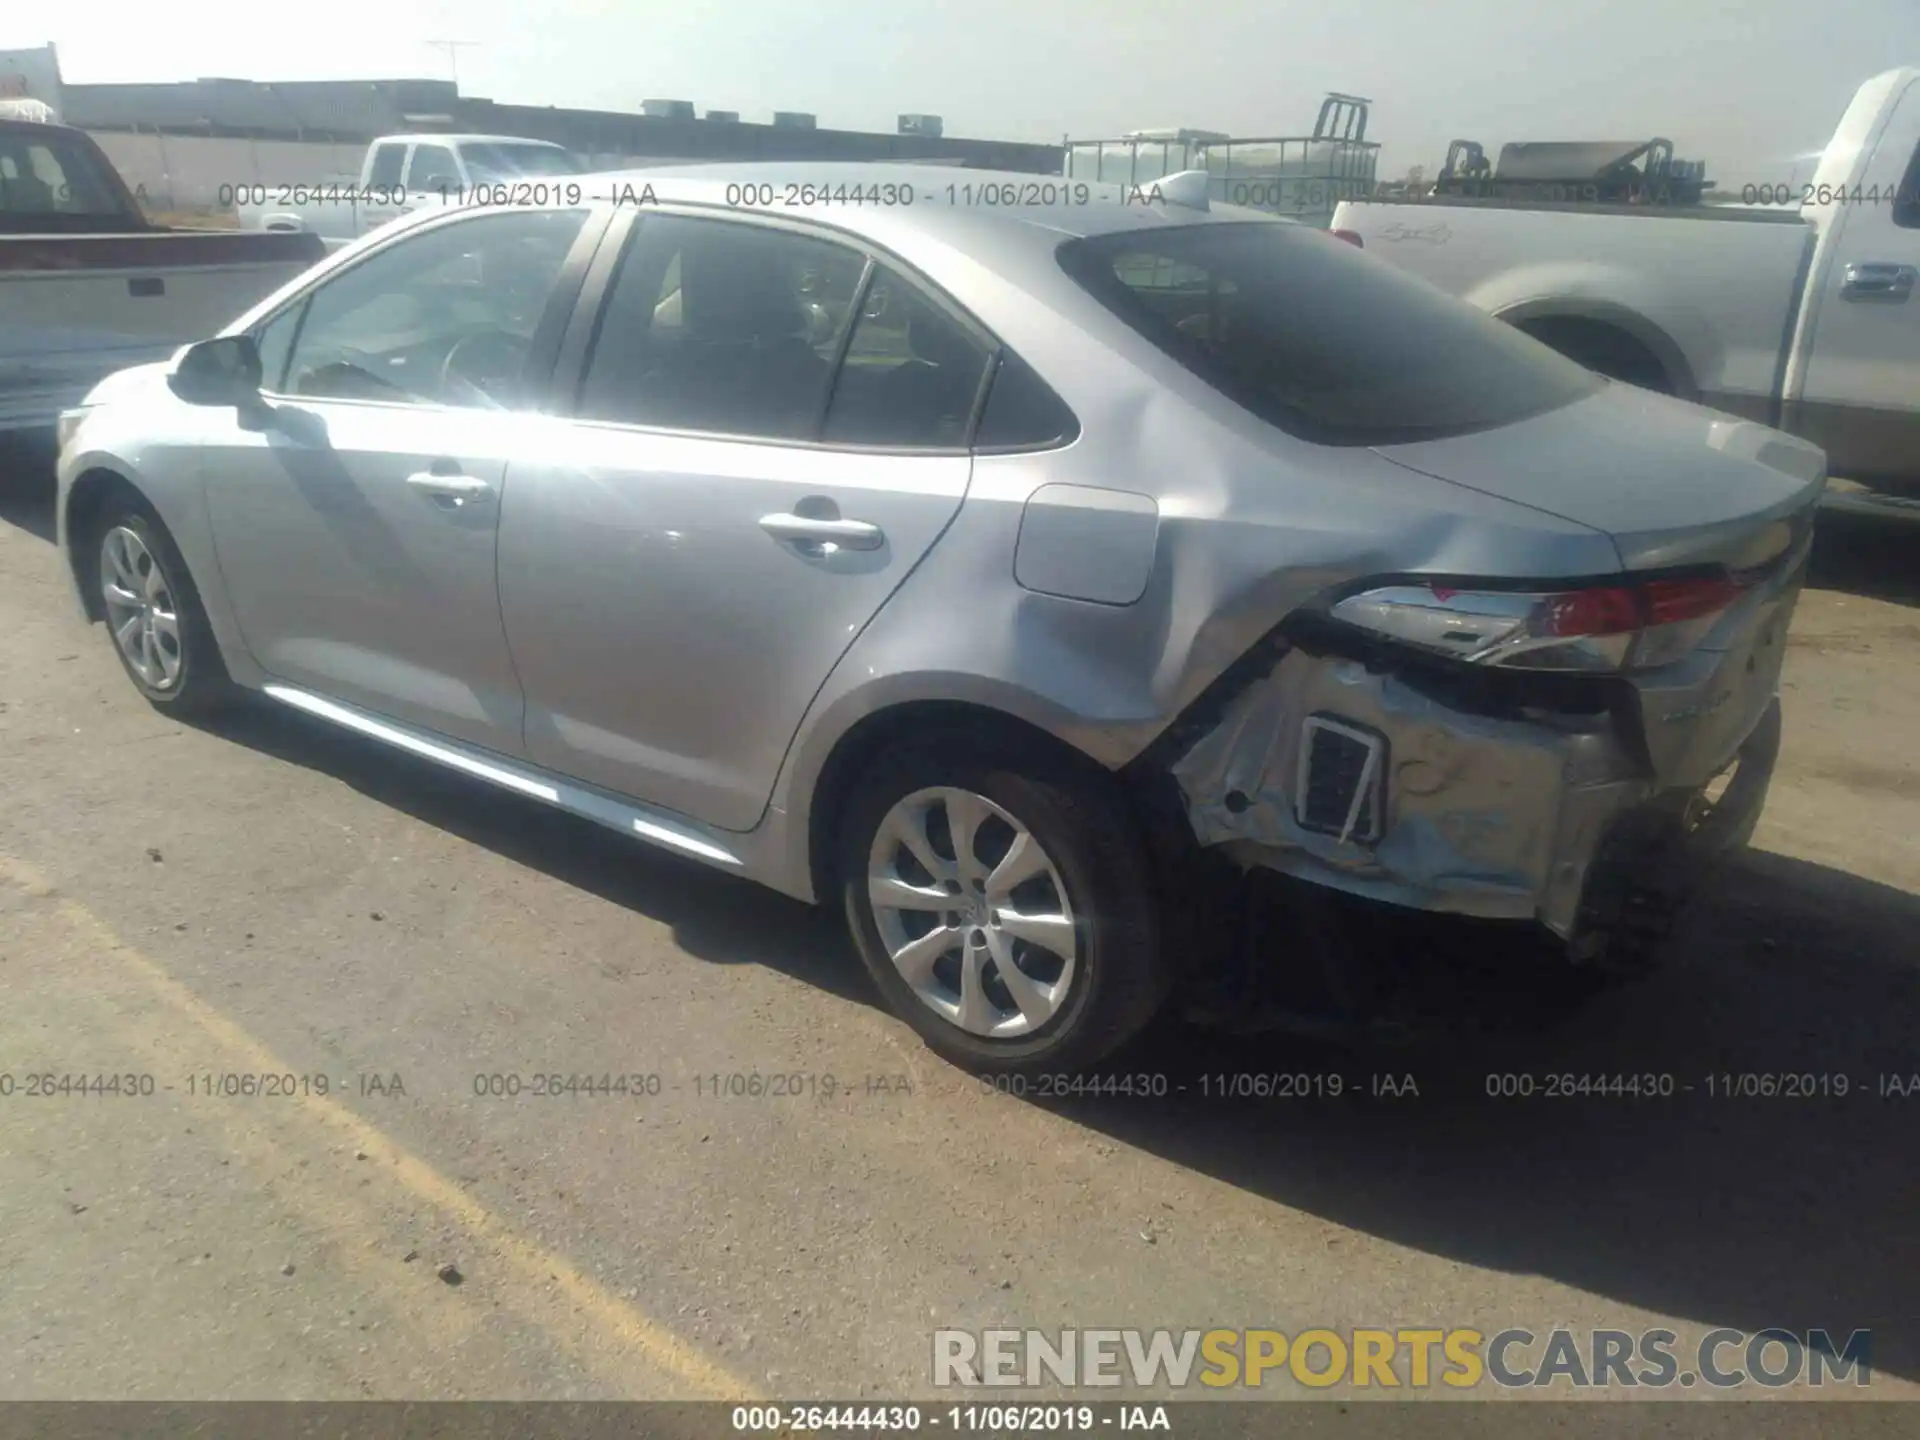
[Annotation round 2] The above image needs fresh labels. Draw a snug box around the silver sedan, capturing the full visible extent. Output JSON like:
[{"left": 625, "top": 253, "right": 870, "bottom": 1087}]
[{"left": 56, "top": 164, "right": 1821, "bottom": 1073}]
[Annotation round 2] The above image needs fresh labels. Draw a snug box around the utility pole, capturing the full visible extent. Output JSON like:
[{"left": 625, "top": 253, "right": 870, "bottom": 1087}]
[{"left": 423, "top": 40, "right": 480, "bottom": 90}]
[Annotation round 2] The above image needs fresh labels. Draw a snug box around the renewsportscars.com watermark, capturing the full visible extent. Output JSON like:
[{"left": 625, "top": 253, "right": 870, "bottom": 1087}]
[{"left": 932, "top": 1327, "right": 1873, "bottom": 1391}]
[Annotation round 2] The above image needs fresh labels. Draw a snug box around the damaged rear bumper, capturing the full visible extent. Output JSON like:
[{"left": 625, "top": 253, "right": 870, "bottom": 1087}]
[{"left": 1169, "top": 644, "right": 1781, "bottom": 948}]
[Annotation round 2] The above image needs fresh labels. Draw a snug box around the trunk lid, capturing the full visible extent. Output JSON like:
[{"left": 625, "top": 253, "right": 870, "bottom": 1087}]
[
  {"left": 1373, "top": 382, "right": 1821, "bottom": 787},
  {"left": 1369, "top": 382, "right": 1826, "bottom": 573}
]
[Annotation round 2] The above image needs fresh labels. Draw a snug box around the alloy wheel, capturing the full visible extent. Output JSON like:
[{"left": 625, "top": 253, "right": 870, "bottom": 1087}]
[
  {"left": 100, "top": 524, "right": 183, "bottom": 691},
  {"left": 866, "top": 786, "right": 1080, "bottom": 1038}
]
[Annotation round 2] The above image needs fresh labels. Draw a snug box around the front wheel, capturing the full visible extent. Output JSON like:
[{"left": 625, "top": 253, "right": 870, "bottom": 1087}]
[
  {"left": 94, "top": 500, "right": 234, "bottom": 716},
  {"left": 838, "top": 734, "right": 1171, "bottom": 1075}
]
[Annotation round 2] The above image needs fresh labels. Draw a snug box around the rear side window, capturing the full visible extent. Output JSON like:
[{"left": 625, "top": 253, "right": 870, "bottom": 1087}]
[
  {"left": 1895, "top": 141, "right": 1920, "bottom": 230},
  {"left": 365, "top": 143, "right": 406, "bottom": 190},
  {"left": 1058, "top": 222, "right": 1603, "bottom": 446},
  {"left": 0, "top": 131, "right": 122, "bottom": 216},
  {"left": 406, "top": 144, "right": 459, "bottom": 192},
  {"left": 974, "top": 351, "right": 1079, "bottom": 450}
]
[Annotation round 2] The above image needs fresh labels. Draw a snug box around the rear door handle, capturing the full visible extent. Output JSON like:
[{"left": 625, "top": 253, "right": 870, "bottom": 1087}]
[
  {"left": 1841, "top": 262, "right": 1916, "bottom": 302},
  {"left": 758, "top": 512, "right": 884, "bottom": 553},
  {"left": 405, "top": 469, "right": 494, "bottom": 507}
]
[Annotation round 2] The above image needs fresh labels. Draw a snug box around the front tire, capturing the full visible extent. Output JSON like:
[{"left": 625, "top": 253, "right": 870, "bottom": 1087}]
[
  {"left": 93, "top": 500, "right": 234, "bottom": 716},
  {"left": 838, "top": 733, "right": 1170, "bottom": 1075}
]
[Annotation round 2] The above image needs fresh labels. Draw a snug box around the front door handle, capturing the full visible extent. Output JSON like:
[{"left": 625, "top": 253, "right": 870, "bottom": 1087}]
[
  {"left": 758, "top": 512, "right": 885, "bottom": 553},
  {"left": 1841, "top": 262, "right": 1916, "bottom": 302},
  {"left": 405, "top": 469, "right": 494, "bottom": 507}
]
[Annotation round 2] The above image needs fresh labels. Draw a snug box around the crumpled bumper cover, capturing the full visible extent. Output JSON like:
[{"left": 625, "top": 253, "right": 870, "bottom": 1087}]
[{"left": 1169, "top": 645, "right": 1779, "bottom": 942}]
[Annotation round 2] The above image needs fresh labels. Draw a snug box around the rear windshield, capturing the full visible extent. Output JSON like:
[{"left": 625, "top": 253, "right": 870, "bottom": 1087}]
[
  {"left": 1057, "top": 222, "right": 1603, "bottom": 446},
  {"left": 0, "top": 127, "right": 130, "bottom": 224}
]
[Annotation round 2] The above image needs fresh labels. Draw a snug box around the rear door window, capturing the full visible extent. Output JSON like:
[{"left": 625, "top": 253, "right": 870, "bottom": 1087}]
[
  {"left": 406, "top": 143, "right": 460, "bottom": 193},
  {"left": 576, "top": 214, "right": 868, "bottom": 440},
  {"left": 1895, "top": 140, "right": 1920, "bottom": 229},
  {"left": 821, "top": 266, "right": 994, "bottom": 448},
  {"left": 364, "top": 142, "right": 406, "bottom": 190},
  {"left": 1058, "top": 222, "right": 1603, "bottom": 446}
]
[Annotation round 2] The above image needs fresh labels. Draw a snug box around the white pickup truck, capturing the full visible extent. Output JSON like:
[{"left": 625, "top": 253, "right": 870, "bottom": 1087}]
[
  {"left": 2, "top": 115, "right": 324, "bottom": 436},
  {"left": 236, "top": 133, "right": 584, "bottom": 252},
  {"left": 1331, "top": 67, "right": 1920, "bottom": 505}
]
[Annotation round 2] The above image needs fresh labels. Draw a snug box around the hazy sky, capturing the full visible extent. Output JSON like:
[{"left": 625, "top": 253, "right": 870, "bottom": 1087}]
[{"left": 4, "top": 0, "right": 1914, "bottom": 183}]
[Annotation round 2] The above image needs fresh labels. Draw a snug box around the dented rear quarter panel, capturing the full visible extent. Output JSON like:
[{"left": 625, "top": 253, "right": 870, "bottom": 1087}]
[
  {"left": 763, "top": 217, "right": 1817, "bottom": 907},
  {"left": 760, "top": 293, "right": 1630, "bottom": 899},
  {"left": 769, "top": 278, "right": 1813, "bottom": 922}
]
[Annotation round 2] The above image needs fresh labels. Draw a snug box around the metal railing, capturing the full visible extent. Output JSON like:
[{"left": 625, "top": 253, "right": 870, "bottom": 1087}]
[{"left": 1063, "top": 93, "right": 1380, "bottom": 228}]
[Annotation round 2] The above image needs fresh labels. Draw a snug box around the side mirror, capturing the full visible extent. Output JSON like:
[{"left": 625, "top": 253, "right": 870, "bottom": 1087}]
[{"left": 167, "top": 335, "right": 262, "bottom": 407}]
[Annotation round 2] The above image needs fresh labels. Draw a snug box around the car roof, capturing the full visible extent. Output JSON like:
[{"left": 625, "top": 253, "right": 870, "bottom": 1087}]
[
  {"left": 0, "top": 115, "right": 83, "bottom": 138},
  {"left": 572, "top": 161, "right": 1293, "bottom": 244}
]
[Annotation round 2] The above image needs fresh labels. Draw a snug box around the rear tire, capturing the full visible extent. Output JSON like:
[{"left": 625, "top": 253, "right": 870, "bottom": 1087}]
[
  {"left": 92, "top": 498, "right": 236, "bottom": 718},
  {"left": 838, "top": 733, "right": 1171, "bottom": 1076}
]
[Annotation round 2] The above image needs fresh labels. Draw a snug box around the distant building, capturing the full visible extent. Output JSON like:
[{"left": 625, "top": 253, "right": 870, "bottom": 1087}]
[
  {"left": 61, "top": 75, "right": 463, "bottom": 143},
  {"left": 47, "top": 65, "right": 1058, "bottom": 172}
]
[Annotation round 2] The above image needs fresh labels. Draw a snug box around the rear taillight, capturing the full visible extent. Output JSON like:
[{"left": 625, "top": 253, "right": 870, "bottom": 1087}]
[
  {"left": 1329, "top": 575, "right": 1751, "bottom": 672},
  {"left": 1330, "top": 228, "right": 1364, "bottom": 247},
  {"left": 1541, "top": 585, "right": 1641, "bottom": 639},
  {"left": 1642, "top": 575, "right": 1746, "bottom": 626}
]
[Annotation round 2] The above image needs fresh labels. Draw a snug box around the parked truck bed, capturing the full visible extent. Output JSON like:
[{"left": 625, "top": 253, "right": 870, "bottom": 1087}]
[
  {"left": 2, "top": 118, "right": 326, "bottom": 434},
  {"left": 1329, "top": 197, "right": 1820, "bottom": 421},
  {"left": 1332, "top": 66, "right": 1920, "bottom": 500},
  {"left": 1341, "top": 193, "right": 1809, "bottom": 221}
]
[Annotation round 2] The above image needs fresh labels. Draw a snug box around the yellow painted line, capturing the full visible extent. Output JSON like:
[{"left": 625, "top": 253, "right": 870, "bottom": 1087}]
[{"left": 0, "top": 853, "right": 763, "bottom": 1403}]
